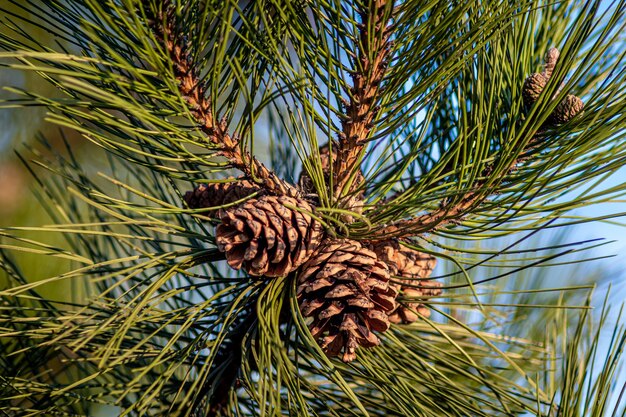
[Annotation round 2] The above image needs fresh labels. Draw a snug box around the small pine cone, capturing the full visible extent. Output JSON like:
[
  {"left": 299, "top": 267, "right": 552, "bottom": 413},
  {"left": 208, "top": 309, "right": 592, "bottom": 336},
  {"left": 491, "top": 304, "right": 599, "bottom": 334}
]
[
  {"left": 522, "top": 73, "right": 549, "bottom": 107},
  {"left": 522, "top": 47, "right": 560, "bottom": 107},
  {"left": 297, "top": 239, "right": 398, "bottom": 362},
  {"left": 216, "top": 195, "right": 323, "bottom": 277},
  {"left": 549, "top": 94, "right": 584, "bottom": 125},
  {"left": 184, "top": 180, "right": 264, "bottom": 217},
  {"left": 372, "top": 240, "right": 440, "bottom": 323}
]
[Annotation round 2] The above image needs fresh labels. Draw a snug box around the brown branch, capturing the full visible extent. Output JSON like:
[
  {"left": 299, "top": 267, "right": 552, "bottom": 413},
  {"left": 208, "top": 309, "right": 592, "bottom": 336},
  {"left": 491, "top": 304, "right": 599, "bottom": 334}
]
[
  {"left": 374, "top": 46, "right": 585, "bottom": 239},
  {"left": 147, "top": 3, "right": 299, "bottom": 198},
  {"left": 374, "top": 136, "right": 546, "bottom": 239},
  {"left": 333, "top": 0, "right": 394, "bottom": 203}
]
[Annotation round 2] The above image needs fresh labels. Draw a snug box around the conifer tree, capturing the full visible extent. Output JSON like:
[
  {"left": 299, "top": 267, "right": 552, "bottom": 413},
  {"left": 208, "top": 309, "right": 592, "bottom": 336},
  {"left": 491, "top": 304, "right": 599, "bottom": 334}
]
[{"left": 1, "top": 1, "right": 626, "bottom": 416}]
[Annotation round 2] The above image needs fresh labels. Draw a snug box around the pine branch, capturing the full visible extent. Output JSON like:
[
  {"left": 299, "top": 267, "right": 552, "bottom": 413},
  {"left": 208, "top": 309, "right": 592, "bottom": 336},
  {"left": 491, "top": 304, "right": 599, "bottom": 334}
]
[
  {"left": 334, "top": 0, "right": 394, "bottom": 203},
  {"left": 374, "top": 46, "right": 584, "bottom": 239},
  {"left": 375, "top": 130, "right": 550, "bottom": 239},
  {"left": 147, "top": 2, "right": 299, "bottom": 198},
  {"left": 1, "top": 1, "right": 626, "bottom": 415}
]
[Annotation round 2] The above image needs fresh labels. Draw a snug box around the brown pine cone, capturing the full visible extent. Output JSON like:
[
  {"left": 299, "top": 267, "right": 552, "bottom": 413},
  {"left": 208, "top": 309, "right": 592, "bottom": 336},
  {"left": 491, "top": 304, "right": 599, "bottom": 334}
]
[
  {"left": 523, "top": 47, "right": 561, "bottom": 108},
  {"left": 522, "top": 47, "right": 560, "bottom": 108},
  {"left": 522, "top": 47, "right": 584, "bottom": 126},
  {"left": 373, "top": 240, "right": 440, "bottom": 323},
  {"left": 216, "top": 195, "right": 323, "bottom": 277},
  {"left": 549, "top": 94, "right": 584, "bottom": 124},
  {"left": 184, "top": 180, "right": 264, "bottom": 217},
  {"left": 389, "top": 282, "right": 442, "bottom": 324},
  {"left": 522, "top": 73, "right": 549, "bottom": 108},
  {"left": 297, "top": 239, "right": 398, "bottom": 362},
  {"left": 372, "top": 240, "right": 435, "bottom": 278}
]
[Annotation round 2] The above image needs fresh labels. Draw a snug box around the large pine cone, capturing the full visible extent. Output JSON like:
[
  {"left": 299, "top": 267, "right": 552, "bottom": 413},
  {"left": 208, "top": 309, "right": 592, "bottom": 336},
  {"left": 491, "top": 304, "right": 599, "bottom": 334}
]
[
  {"left": 216, "top": 195, "right": 323, "bottom": 277},
  {"left": 373, "top": 240, "right": 440, "bottom": 323},
  {"left": 297, "top": 239, "right": 398, "bottom": 362},
  {"left": 184, "top": 180, "right": 264, "bottom": 217}
]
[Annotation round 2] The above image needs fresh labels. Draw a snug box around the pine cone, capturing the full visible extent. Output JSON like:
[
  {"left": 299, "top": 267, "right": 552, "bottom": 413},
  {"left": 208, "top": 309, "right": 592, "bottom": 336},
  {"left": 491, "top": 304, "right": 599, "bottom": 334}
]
[
  {"left": 549, "top": 94, "right": 584, "bottom": 124},
  {"left": 522, "top": 73, "right": 549, "bottom": 107},
  {"left": 184, "top": 180, "right": 264, "bottom": 217},
  {"left": 373, "top": 240, "right": 440, "bottom": 323},
  {"left": 373, "top": 240, "right": 435, "bottom": 278},
  {"left": 216, "top": 195, "right": 323, "bottom": 277},
  {"left": 522, "top": 47, "right": 584, "bottom": 126},
  {"left": 389, "top": 282, "right": 442, "bottom": 323},
  {"left": 523, "top": 47, "right": 561, "bottom": 108},
  {"left": 522, "top": 47, "right": 560, "bottom": 108},
  {"left": 297, "top": 239, "right": 398, "bottom": 362}
]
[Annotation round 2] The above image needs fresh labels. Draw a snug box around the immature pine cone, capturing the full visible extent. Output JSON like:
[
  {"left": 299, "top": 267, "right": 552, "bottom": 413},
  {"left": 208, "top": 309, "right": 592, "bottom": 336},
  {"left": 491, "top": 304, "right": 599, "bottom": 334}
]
[
  {"left": 184, "top": 180, "right": 264, "bottom": 217},
  {"left": 549, "top": 94, "right": 584, "bottom": 125},
  {"left": 543, "top": 47, "right": 560, "bottom": 78},
  {"left": 522, "top": 47, "right": 583, "bottom": 124},
  {"left": 522, "top": 73, "right": 549, "bottom": 108},
  {"left": 373, "top": 240, "right": 440, "bottom": 323},
  {"left": 522, "top": 47, "right": 559, "bottom": 107},
  {"left": 297, "top": 239, "right": 398, "bottom": 362},
  {"left": 216, "top": 195, "right": 323, "bottom": 277}
]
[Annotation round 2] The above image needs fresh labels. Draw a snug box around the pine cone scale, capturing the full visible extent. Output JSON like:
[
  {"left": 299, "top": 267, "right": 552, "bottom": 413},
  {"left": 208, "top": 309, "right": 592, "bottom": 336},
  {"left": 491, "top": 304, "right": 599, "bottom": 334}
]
[
  {"left": 243, "top": 240, "right": 259, "bottom": 261},
  {"left": 291, "top": 211, "right": 311, "bottom": 265},
  {"left": 365, "top": 310, "right": 390, "bottom": 332},
  {"left": 318, "top": 302, "right": 345, "bottom": 319}
]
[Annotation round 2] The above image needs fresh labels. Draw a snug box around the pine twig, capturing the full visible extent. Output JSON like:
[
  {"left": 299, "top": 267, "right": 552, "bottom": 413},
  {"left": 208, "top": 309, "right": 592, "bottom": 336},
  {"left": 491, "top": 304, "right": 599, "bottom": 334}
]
[
  {"left": 376, "top": 47, "right": 584, "bottom": 239},
  {"left": 375, "top": 135, "right": 545, "bottom": 238},
  {"left": 147, "top": 3, "right": 299, "bottom": 197},
  {"left": 334, "top": 0, "right": 394, "bottom": 203}
]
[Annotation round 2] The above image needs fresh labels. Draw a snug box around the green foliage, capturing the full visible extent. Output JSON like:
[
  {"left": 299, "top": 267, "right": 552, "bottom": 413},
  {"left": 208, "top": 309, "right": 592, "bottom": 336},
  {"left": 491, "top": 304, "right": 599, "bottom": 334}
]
[{"left": 0, "top": 0, "right": 625, "bottom": 416}]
